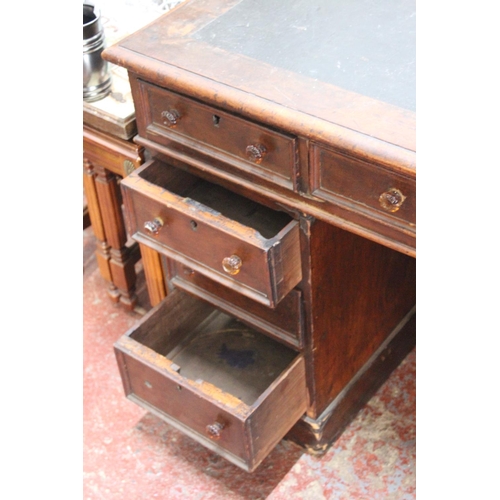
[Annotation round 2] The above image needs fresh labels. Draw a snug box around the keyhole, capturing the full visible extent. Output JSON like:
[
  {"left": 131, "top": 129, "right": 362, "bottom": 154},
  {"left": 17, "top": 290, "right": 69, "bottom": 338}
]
[
  {"left": 190, "top": 220, "right": 198, "bottom": 231},
  {"left": 212, "top": 115, "right": 221, "bottom": 127}
]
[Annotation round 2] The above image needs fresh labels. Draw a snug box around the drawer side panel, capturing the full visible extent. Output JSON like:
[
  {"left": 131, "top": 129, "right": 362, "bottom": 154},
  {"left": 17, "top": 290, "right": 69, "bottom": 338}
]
[{"left": 248, "top": 355, "right": 308, "bottom": 470}]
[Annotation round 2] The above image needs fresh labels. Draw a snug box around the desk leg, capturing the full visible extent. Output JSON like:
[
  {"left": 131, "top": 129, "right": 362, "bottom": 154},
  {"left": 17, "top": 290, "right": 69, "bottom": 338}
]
[
  {"left": 92, "top": 162, "right": 138, "bottom": 310},
  {"left": 83, "top": 158, "right": 113, "bottom": 284},
  {"left": 139, "top": 243, "right": 167, "bottom": 307}
]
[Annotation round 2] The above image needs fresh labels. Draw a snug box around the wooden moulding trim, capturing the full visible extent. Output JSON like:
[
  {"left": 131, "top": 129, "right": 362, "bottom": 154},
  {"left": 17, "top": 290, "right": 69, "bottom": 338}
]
[{"left": 103, "top": 47, "right": 415, "bottom": 176}]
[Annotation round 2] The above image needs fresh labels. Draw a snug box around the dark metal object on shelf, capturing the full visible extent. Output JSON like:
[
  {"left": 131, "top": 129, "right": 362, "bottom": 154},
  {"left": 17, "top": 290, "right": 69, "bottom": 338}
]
[{"left": 83, "top": 3, "right": 112, "bottom": 102}]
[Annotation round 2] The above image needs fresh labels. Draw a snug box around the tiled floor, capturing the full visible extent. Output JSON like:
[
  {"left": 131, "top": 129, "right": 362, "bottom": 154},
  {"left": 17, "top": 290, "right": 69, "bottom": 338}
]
[{"left": 83, "top": 226, "right": 416, "bottom": 499}]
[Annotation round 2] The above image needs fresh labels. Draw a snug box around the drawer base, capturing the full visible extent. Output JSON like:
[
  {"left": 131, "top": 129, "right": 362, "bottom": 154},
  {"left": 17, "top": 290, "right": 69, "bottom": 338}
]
[{"left": 286, "top": 308, "right": 416, "bottom": 453}]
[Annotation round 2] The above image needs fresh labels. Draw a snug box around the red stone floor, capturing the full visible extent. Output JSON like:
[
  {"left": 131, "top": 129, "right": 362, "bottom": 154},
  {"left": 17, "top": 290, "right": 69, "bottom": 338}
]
[{"left": 83, "top": 225, "right": 416, "bottom": 499}]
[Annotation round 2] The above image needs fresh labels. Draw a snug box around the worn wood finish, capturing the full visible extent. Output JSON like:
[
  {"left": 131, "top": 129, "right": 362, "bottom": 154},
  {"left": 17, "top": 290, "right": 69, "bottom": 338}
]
[
  {"left": 121, "top": 159, "right": 302, "bottom": 307},
  {"left": 114, "top": 289, "right": 308, "bottom": 472},
  {"left": 83, "top": 125, "right": 146, "bottom": 308},
  {"left": 104, "top": 0, "right": 416, "bottom": 471}
]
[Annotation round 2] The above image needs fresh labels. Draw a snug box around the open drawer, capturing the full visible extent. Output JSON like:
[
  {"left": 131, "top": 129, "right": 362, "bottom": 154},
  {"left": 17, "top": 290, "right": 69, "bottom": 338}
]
[
  {"left": 114, "top": 289, "right": 308, "bottom": 472},
  {"left": 120, "top": 159, "right": 302, "bottom": 307}
]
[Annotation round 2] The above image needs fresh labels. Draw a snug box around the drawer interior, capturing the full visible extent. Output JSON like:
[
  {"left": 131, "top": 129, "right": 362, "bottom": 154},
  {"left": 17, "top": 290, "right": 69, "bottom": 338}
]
[
  {"left": 138, "top": 161, "right": 292, "bottom": 239},
  {"left": 129, "top": 295, "right": 298, "bottom": 405}
]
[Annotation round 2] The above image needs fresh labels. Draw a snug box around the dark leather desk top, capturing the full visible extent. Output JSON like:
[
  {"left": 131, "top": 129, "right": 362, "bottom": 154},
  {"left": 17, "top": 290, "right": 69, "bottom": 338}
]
[{"left": 194, "top": 0, "right": 415, "bottom": 112}]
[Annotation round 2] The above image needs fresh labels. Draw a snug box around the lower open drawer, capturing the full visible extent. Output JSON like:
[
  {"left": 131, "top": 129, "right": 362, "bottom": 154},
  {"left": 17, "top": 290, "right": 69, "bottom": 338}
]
[{"left": 114, "top": 289, "right": 307, "bottom": 472}]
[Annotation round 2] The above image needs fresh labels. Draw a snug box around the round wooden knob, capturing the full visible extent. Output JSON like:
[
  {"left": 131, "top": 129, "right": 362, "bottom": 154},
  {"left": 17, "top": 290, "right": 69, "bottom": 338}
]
[
  {"left": 206, "top": 422, "right": 224, "bottom": 440},
  {"left": 379, "top": 188, "right": 406, "bottom": 213},
  {"left": 144, "top": 217, "right": 164, "bottom": 235},
  {"left": 245, "top": 143, "right": 267, "bottom": 163},
  {"left": 222, "top": 255, "right": 242, "bottom": 275},
  {"left": 161, "top": 109, "right": 180, "bottom": 127}
]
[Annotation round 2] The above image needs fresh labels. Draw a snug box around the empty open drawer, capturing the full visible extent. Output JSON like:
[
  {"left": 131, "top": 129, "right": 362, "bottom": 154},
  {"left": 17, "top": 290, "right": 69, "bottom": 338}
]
[
  {"left": 114, "top": 289, "right": 308, "bottom": 472},
  {"left": 120, "top": 159, "right": 302, "bottom": 307}
]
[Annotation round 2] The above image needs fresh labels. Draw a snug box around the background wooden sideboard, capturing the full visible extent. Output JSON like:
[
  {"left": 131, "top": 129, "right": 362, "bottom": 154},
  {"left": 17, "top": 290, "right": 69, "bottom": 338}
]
[{"left": 83, "top": 66, "right": 169, "bottom": 310}]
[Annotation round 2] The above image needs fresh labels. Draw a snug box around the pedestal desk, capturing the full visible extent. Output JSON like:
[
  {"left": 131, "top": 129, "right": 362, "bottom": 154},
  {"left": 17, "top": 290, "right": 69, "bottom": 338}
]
[{"left": 103, "top": 0, "right": 416, "bottom": 472}]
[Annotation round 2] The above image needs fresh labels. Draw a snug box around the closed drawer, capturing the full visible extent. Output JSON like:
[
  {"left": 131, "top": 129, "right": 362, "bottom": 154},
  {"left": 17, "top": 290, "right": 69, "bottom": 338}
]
[
  {"left": 121, "top": 159, "right": 302, "bottom": 308},
  {"left": 169, "top": 260, "right": 304, "bottom": 349},
  {"left": 137, "top": 80, "right": 298, "bottom": 190},
  {"left": 310, "top": 143, "right": 416, "bottom": 228},
  {"left": 115, "top": 289, "right": 307, "bottom": 472}
]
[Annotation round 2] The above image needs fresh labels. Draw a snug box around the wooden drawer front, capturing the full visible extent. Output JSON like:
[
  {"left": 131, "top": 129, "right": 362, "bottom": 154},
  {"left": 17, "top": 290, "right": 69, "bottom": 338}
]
[
  {"left": 114, "top": 290, "right": 308, "bottom": 472},
  {"left": 138, "top": 80, "right": 297, "bottom": 189},
  {"left": 121, "top": 160, "right": 302, "bottom": 308},
  {"left": 169, "top": 260, "right": 304, "bottom": 349},
  {"left": 310, "top": 144, "right": 416, "bottom": 227}
]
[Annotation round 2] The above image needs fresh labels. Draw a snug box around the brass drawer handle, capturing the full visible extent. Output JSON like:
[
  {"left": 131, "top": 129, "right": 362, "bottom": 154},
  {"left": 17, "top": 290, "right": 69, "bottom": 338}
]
[
  {"left": 206, "top": 422, "right": 225, "bottom": 440},
  {"left": 222, "top": 255, "right": 242, "bottom": 275},
  {"left": 161, "top": 109, "right": 180, "bottom": 127},
  {"left": 144, "top": 217, "right": 164, "bottom": 235},
  {"left": 379, "top": 188, "right": 406, "bottom": 213},
  {"left": 245, "top": 143, "right": 267, "bottom": 163}
]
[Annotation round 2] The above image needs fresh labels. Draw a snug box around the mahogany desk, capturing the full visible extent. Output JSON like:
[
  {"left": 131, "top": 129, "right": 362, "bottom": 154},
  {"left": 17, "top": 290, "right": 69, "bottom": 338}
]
[{"left": 103, "top": 0, "right": 416, "bottom": 471}]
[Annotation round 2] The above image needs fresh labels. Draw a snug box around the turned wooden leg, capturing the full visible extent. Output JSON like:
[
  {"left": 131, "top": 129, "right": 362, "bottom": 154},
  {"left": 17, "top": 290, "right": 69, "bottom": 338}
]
[
  {"left": 93, "top": 163, "right": 138, "bottom": 309},
  {"left": 83, "top": 158, "right": 113, "bottom": 284},
  {"left": 139, "top": 243, "right": 167, "bottom": 307}
]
